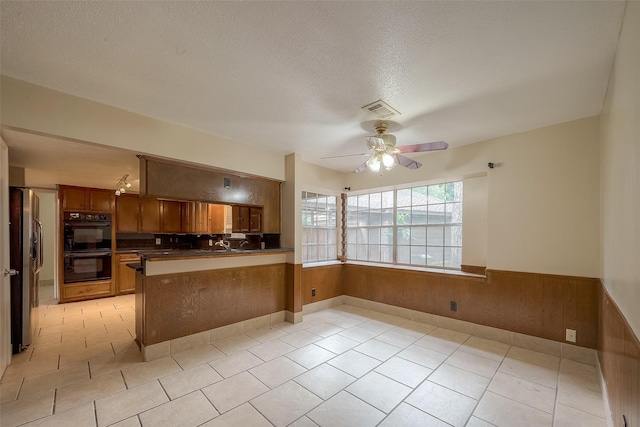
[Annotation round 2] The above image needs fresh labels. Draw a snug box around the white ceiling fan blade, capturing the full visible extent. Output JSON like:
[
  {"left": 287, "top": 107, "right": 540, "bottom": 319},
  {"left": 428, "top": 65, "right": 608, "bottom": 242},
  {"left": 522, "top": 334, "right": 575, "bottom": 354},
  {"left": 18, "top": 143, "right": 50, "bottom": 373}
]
[
  {"left": 397, "top": 141, "right": 448, "bottom": 153},
  {"left": 396, "top": 154, "right": 422, "bottom": 170},
  {"left": 354, "top": 162, "right": 368, "bottom": 173}
]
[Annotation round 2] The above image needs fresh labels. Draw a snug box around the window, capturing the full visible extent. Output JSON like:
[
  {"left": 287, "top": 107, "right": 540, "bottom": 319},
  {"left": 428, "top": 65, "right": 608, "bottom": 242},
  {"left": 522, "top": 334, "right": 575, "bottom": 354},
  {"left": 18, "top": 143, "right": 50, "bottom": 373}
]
[
  {"left": 346, "top": 181, "right": 463, "bottom": 269},
  {"left": 302, "top": 191, "right": 338, "bottom": 263}
]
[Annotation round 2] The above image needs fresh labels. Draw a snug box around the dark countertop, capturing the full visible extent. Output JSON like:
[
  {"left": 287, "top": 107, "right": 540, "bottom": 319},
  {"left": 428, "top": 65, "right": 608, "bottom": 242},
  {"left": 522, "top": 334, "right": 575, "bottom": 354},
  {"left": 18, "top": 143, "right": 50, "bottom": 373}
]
[{"left": 136, "top": 247, "right": 294, "bottom": 260}]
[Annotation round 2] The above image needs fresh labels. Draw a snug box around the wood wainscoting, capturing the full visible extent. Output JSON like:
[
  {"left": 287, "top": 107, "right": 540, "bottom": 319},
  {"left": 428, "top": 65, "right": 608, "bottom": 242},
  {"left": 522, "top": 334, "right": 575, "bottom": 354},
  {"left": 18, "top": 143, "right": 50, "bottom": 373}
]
[
  {"left": 303, "top": 263, "right": 599, "bottom": 348},
  {"left": 599, "top": 285, "right": 640, "bottom": 427}
]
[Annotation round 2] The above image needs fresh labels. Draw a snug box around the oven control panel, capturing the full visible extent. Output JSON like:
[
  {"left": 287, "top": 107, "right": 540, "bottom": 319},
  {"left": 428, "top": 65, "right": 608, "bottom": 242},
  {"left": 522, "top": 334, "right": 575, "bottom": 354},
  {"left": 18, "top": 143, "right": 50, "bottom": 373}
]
[{"left": 65, "top": 212, "right": 111, "bottom": 221}]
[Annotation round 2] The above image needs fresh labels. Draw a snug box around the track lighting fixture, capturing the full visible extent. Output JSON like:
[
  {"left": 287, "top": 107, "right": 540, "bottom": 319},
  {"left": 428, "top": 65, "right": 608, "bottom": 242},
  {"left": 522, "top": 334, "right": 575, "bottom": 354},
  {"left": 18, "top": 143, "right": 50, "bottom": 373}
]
[{"left": 115, "top": 174, "right": 132, "bottom": 196}]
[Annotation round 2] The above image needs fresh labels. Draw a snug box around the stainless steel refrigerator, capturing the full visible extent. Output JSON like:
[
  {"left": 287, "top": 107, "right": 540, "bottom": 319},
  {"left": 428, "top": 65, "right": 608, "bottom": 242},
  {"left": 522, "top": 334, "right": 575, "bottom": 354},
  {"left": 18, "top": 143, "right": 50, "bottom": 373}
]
[{"left": 9, "top": 187, "right": 43, "bottom": 354}]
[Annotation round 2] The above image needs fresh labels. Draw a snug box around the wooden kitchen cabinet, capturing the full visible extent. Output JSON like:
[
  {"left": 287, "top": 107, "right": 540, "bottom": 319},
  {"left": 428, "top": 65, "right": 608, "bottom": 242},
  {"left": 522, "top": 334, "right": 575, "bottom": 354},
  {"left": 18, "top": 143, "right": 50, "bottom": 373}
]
[
  {"left": 115, "top": 194, "right": 140, "bottom": 232},
  {"left": 182, "top": 202, "right": 208, "bottom": 233},
  {"left": 161, "top": 200, "right": 182, "bottom": 233},
  {"left": 60, "top": 185, "right": 114, "bottom": 212},
  {"left": 232, "top": 205, "right": 262, "bottom": 233},
  {"left": 140, "top": 196, "right": 161, "bottom": 233},
  {"left": 115, "top": 253, "right": 138, "bottom": 294},
  {"left": 208, "top": 204, "right": 225, "bottom": 234}
]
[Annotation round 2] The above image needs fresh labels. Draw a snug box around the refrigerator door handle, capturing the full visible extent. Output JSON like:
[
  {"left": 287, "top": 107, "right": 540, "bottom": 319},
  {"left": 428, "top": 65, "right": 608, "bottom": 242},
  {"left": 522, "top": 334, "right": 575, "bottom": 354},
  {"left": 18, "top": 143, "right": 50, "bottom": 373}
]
[{"left": 33, "top": 220, "right": 44, "bottom": 274}]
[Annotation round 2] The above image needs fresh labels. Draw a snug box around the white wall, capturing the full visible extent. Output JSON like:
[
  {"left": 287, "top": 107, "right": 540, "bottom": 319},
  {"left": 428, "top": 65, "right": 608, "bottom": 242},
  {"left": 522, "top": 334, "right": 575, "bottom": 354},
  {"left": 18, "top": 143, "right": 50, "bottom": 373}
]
[
  {"left": 0, "top": 76, "right": 284, "bottom": 181},
  {"left": 346, "top": 116, "right": 601, "bottom": 277},
  {"left": 600, "top": 1, "right": 640, "bottom": 337},
  {"left": 34, "top": 191, "right": 56, "bottom": 282},
  {"left": 462, "top": 175, "right": 488, "bottom": 267}
]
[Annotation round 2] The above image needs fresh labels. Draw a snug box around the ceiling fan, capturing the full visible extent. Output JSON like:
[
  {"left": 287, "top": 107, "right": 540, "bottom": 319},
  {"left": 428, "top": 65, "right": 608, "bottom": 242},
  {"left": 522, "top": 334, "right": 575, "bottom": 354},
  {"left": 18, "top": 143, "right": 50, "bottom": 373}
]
[{"left": 326, "top": 123, "right": 448, "bottom": 173}]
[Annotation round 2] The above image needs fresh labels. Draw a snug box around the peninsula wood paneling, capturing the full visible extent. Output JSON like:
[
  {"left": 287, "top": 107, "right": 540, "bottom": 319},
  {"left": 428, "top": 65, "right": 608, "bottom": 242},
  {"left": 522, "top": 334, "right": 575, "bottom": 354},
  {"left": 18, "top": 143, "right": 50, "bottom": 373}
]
[
  {"left": 139, "top": 263, "right": 287, "bottom": 345},
  {"left": 599, "top": 286, "right": 640, "bottom": 427},
  {"left": 340, "top": 264, "right": 599, "bottom": 348},
  {"left": 140, "top": 156, "right": 281, "bottom": 232}
]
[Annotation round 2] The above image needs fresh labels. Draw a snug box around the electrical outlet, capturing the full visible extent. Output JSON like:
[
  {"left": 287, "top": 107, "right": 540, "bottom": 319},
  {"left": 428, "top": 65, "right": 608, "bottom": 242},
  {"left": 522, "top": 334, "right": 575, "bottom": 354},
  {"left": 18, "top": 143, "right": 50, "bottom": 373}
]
[
  {"left": 208, "top": 239, "right": 213, "bottom": 246},
  {"left": 566, "top": 329, "right": 576, "bottom": 343},
  {"left": 450, "top": 301, "right": 457, "bottom": 312},
  {"left": 155, "top": 238, "right": 161, "bottom": 245},
  {"left": 311, "top": 288, "right": 316, "bottom": 297}
]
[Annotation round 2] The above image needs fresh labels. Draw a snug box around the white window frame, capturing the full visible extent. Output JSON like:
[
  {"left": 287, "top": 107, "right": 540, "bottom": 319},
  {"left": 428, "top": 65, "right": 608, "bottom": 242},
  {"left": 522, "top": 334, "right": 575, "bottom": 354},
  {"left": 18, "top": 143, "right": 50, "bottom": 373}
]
[{"left": 301, "top": 191, "right": 338, "bottom": 263}]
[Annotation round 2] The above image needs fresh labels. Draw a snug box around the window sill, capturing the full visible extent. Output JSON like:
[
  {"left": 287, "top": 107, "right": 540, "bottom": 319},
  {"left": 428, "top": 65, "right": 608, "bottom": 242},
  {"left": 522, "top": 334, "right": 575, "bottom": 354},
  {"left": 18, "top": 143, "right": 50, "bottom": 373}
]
[
  {"left": 345, "top": 260, "right": 486, "bottom": 279},
  {"left": 302, "top": 260, "right": 343, "bottom": 268}
]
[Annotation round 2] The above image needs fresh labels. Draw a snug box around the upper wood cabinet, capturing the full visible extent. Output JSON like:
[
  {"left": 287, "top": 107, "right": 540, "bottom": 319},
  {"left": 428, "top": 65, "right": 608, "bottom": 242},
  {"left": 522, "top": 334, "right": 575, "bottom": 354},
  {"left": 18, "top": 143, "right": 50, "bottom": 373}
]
[
  {"left": 161, "top": 200, "right": 182, "bottom": 233},
  {"left": 182, "top": 202, "right": 208, "bottom": 234},
  {"left": 115, "top": 194, "right": 140, "bottom": 232},
  {"left": 140, "top": 196, "right": 161, "bottom": 233},
  {"left": 208, "top": 204, "right": 225, "bottom": 234},
  {"left": 60, "top": 185, "right": 114, "bottom": 212},
  {"left": 232, "top": 205, "right": 262, "bottom": 233}
]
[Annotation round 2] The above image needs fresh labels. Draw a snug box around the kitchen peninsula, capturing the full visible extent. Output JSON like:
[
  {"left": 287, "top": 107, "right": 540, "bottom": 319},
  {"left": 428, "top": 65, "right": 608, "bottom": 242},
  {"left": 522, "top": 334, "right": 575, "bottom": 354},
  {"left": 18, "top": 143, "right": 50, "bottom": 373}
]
[{"left": 133, "top": 248, "right": 294, "bottom": 361}]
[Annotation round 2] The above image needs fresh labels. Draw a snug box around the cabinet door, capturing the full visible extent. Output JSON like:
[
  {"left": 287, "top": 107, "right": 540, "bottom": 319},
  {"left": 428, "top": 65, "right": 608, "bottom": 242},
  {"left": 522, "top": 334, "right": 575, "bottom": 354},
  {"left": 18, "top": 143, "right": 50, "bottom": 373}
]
[
  {"left": 232, "top": 205, "right": 250, "bottom": 232},
  {"left": 116, "top": 255, "right": 137, "bottom": 294},
  {"left": 116, "top": 194, "right": 140, "bottom": 232},
  {"left": 140, "top": 196, "right": 162, "bottom": 233},
  {"left": 208, "top": 204, "right": 225, "bottom": 234},
  {"left": 89, "top": 189, "right": 113, "bottom": 212},
  {"left": 181, "top": 202, "right": 194, "bottom": 233},
  {"left": 61, "top": 187, "right": 87, "bottom": 211},
  {"left": 162, "top": 200, "right": 182, "bottom": 233},
  {"left": 195, "top": 203, "right": 208, "bottom": 233},
  {"left": 249, "top": 207, "right": 262, "bottom": 232}
]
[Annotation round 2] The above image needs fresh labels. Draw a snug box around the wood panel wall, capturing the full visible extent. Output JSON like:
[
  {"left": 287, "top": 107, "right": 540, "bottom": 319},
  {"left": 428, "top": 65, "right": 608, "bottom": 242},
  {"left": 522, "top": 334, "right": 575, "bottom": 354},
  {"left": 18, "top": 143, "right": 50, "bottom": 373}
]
[
  {"left": 302, "top": 263, "right": 600, "bottom": 348},
  {"left": 139, "top": 156, "right": 281, "bottom": 233},
  {"left": 599, "top": 285, "right": 640, "bottom": 427},
  {"left": 139, "top": 263, "right": 287, "bottom": 345}
]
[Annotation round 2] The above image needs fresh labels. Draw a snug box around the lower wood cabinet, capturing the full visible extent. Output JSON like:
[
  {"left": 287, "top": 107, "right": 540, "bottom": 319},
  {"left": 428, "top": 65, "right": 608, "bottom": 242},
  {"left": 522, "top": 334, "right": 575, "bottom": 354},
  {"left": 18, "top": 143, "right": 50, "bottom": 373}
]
[
  {"left": 59, "top": 279, "right": 114, "bottom": 303},
  {"left": 116, "top": 253, "right": 139, "bottom": 295}
]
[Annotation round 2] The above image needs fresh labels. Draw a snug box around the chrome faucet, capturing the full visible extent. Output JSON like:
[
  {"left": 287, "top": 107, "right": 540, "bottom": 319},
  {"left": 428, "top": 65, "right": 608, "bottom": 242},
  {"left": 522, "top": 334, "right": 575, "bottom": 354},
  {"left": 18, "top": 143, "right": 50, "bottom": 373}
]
[
  {"left": 215, "top": 239, "right": 231, "bottom": 250},
  {"left": 240, "top": 240, "right": 250, "bottom": 247}
]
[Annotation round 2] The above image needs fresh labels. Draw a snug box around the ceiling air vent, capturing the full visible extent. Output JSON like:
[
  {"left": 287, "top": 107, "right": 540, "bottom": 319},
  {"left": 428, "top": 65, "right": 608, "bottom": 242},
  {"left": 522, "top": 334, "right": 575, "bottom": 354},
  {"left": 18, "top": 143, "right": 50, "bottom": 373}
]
[{"left": 361, "top": 99, "right": 400, "bottom": 119}]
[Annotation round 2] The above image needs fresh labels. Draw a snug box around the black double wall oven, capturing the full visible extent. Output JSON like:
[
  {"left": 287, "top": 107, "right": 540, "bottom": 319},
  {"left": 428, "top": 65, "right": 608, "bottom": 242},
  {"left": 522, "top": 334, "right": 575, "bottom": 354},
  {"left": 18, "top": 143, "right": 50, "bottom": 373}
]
[{"left": 63, "top": 212, "right": 112, "bottom": 283}]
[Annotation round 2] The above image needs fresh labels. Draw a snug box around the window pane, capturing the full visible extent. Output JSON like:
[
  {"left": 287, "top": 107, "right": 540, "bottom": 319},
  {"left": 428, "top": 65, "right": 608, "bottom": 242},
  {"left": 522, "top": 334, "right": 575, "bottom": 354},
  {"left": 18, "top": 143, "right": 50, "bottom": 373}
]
[
  {"left": 397, "top": 246, "right": 410, "bottom": 264},
  {"left": 444, "top": 247, "right": 462, "bottom": 268},
  {"left": 381, "top": 245, "right": 393, "bottom": 263},
  {"left": 411, "top": 246, "right": 427, "bottom": 266},
  {"left": 447, "top": 182, "right": 463, "bottom": 202},
  {"left": 318, "top": 228, "right": 327, "bottom": 244},
  {"left": 307, "top": 245, "right": 318, "bottom": 262},
  {"left": 369, "top": 209, "right": 382, "bottom": 226},
  {"left": 382, "top": 191, "right": 394, "bottom": 208},
  {"left": 428, "top": 183, "right": 446, "bottom": 203},
  {"left": 369, "top": 228, "right": 380, "bottom": 244},
  {"left": 411, "top": 205, "right": 427, "bottom": 225},
  {"left": 347, "top": 244, "right": 356, "bottom": 259},
  {"left": 427, "top": 246, "right": 443, "bottom": 266},
  {"left": 397, "top": 227, "right": 410, "bottom": 245},
  {"left": 381, "top": 208, "right": 394, "bottom": 225},
  {"left": 347, "top": 228, "right": 356, "bottom": 243},
  {"left": 380, "top": 227, "right": 394, "bottom": 244},
  {"left": 328, "top": 230, "right": 337, "bottom": 244},
  {"left": 397, "top": 189, "right": 411, "bottom": 207},
  {"left": 348, "top": 196, "right": 358, "bottom": 209},
  {"left": 317, "top": 245, "right": 327, "bottom": 261},
  {"left": 358, "top": 194, "right": 369, "bottom": 208},
  {"left": 347, "top": 210, "right": 358, "bottom": 227},
  {"left": 444, "top": 225, "right": 462, "bottom": 246},
  {"left": 370, "top": 193, "right": 382, "bottom": 209},
  {"left": 412, "top": 186, "right": 428, "bottom": 205},
  {"left": 446, "top": 202, "right": 462, "bottom": 224},
  {"left": 328, "top": 245, "right": 337, "bottom": 260},
  {"left": 368, "top": 245, "right": 381, "bottom": 262},
  {"left": 328, "top": 210, "right": 337, "bottom": 227},
  {"left": 411, "top": 226, "right": 426, "bottom": 245},
  {"left": 357, "top": 228, "right": 368, "bottom": 244},
  {"left": 356, "top": 244, "right": 368, "bottom": 260},
  {"left": 427, "top": 226, "right": 444, "bottom": 246},
  {"left": 428, "top": 204, "right": 445, "bottom": 224},
  {"left": 397, "top": 207, "right": 411, "bottom": 225},
  {"left": 357, "top": 210, "right": 369, "bottom": 226}
]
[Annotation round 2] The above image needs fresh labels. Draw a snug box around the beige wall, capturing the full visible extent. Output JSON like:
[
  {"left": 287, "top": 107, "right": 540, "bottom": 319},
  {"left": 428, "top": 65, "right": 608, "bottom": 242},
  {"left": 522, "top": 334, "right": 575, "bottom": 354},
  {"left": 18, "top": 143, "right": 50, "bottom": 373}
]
[
  {"left": 282, "top": 153, "right": 302, "bottom": 264},
  {"left": 9, "top": 166, "right": 25, "bottom": 187},
  {"left": 462, "top": 175, "right": 488, "bottom": 267},
  {"left": 1, "top": 76, "right": 284, "bottom": 181},
  {"left": 346, "top": 117, "right": 601, "bottom": 278},
  {"left": 600, "top": 2, "right": 640, "bottom": 337}
]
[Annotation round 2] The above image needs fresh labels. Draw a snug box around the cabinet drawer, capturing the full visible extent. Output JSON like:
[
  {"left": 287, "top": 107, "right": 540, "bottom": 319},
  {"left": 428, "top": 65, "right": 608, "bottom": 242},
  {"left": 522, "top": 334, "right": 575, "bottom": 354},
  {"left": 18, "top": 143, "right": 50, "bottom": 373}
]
[{"left": 61, "top": 280, "right": 113, "bottom": 302}]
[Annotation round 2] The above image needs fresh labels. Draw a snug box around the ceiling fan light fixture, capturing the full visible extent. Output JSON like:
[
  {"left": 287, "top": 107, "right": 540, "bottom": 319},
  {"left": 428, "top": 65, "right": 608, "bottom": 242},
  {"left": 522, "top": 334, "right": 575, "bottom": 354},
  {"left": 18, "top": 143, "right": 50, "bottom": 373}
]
[
  {"left": 366, "top": 155, "right": 381, "bottom": 173},
  {"left": 382, "top": 153, "right": 396, "bottom": 170}
]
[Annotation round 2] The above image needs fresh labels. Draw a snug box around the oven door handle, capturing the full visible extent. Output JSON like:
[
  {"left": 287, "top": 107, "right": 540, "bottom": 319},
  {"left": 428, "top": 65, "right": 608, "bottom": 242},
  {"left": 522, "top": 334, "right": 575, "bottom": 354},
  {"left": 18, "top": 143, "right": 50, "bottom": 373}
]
[{"left": 64, "top": 251, "right": 112, "bottom": 258}]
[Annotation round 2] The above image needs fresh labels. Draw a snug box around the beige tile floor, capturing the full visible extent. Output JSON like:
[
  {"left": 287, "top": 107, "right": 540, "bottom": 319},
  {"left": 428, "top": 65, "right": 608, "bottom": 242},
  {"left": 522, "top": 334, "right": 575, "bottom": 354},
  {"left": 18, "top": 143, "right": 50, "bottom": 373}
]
[{"left": 0, "top": 294, "right": 610, "bottom": 427}]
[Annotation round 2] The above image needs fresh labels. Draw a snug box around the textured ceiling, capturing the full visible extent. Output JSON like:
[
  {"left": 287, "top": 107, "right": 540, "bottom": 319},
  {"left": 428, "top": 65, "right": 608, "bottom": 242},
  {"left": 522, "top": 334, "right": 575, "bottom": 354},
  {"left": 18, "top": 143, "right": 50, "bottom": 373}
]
[{"left": 0, "top": 1, "right": 626, "bottom": 180}]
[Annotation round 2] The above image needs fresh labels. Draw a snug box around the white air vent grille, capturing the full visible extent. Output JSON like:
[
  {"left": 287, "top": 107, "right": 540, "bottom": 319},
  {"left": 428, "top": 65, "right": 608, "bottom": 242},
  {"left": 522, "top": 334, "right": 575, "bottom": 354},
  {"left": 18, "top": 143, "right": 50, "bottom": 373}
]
[{"left": 361, "top": 99, "right": 400, "bottom": 119}]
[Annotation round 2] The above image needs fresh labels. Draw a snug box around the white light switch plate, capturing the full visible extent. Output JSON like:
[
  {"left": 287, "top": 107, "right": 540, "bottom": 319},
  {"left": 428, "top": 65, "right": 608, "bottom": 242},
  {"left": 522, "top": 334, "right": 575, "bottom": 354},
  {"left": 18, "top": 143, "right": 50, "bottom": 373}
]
[
  {"left": 566, "top": 329, "right": 576, "bottom": 343},
  {"left": 155, "top": 238, "right": 161, "bottom": 245}
]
